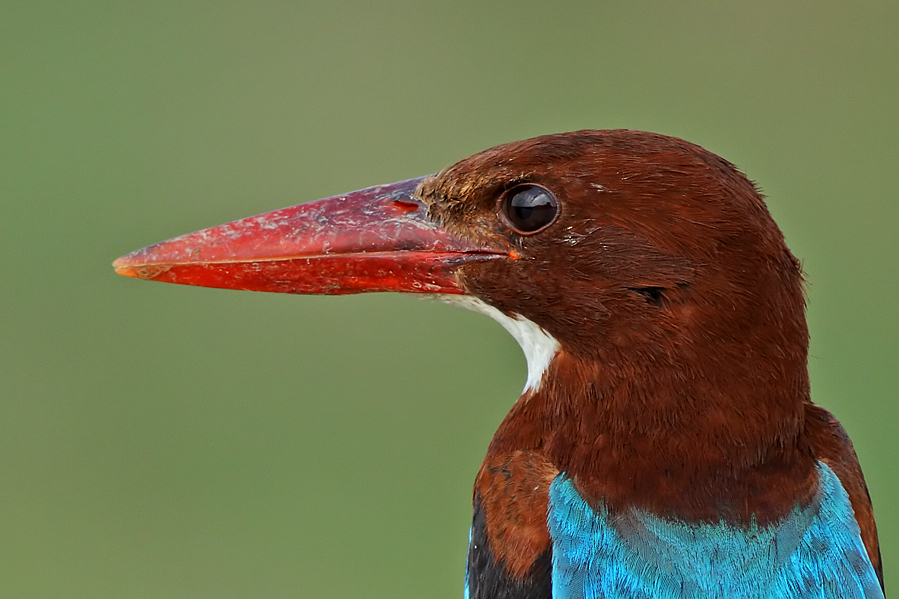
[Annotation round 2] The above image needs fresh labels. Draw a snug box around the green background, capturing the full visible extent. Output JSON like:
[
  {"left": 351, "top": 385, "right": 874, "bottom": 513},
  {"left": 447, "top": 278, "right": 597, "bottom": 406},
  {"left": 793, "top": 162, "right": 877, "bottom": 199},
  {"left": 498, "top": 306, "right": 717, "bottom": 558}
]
[{"left": 2, "top": 2, "right": 896, "bottom": 597}]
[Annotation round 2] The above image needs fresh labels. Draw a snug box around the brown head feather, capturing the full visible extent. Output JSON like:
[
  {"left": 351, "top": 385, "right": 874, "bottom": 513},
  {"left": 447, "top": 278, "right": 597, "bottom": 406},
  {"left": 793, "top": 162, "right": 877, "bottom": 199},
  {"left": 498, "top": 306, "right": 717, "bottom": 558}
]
[{"left": 420, "top": 130, "right": 818, "bottom": 523}]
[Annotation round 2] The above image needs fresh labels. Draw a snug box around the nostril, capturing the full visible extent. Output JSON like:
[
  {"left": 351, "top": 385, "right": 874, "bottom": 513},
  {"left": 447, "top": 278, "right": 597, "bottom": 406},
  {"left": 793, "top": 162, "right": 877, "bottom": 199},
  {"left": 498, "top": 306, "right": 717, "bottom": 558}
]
[{"left": 392, "top": 199, "right": 419, "bottom": 212}]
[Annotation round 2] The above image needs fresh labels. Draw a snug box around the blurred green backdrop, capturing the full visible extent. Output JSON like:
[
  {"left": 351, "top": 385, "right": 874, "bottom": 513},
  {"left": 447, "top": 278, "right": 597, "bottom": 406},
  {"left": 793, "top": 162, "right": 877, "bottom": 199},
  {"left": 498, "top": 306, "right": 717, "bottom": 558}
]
[{"left": 2, "top": 2, "right": 896, "bottom": 597}]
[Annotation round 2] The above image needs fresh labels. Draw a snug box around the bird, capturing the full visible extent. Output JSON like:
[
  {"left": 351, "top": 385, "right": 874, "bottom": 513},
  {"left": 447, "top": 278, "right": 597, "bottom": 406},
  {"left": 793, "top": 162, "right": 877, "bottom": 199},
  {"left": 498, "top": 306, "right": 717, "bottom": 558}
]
[{"left": 114, "top": 130, "right": 884, "bottom": 598}]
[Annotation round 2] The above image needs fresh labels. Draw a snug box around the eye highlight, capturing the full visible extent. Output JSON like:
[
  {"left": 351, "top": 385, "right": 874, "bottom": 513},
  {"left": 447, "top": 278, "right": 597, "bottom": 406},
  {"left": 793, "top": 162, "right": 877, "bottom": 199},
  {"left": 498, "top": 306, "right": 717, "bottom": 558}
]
[{"left": 500, "top": 185, "right": 559, "bottom": 234}]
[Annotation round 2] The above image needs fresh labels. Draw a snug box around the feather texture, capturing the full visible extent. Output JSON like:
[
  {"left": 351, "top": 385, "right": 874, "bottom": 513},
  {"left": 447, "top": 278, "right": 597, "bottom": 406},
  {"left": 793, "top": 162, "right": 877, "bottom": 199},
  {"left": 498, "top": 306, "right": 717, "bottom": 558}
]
[{"left": 547, "top": 462, "right": 883, "bottom": 598}]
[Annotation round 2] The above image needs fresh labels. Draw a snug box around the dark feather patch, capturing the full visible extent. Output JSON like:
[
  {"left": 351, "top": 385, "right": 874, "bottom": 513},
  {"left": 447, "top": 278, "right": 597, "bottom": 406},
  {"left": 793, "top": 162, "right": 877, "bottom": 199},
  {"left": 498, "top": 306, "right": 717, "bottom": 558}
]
[
  {"left": 467, "top": 496, "right": 552, "bottom": 599},
  {"left": 626, "top": 285, "right": 666, "bottom": 307}
]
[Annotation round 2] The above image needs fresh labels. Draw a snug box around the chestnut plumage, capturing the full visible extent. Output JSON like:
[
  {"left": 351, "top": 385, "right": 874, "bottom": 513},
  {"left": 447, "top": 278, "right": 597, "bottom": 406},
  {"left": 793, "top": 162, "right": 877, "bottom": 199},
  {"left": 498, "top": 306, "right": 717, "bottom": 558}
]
[{"left": 115, "top": 130, "right": 884, "bottom": 597}]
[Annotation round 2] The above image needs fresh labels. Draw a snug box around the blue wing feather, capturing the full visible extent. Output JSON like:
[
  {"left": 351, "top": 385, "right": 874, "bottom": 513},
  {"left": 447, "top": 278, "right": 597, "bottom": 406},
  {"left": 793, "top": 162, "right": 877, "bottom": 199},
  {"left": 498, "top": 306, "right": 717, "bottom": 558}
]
[{"left": 547, "top": 462, "right": 883, "bottom": 599}]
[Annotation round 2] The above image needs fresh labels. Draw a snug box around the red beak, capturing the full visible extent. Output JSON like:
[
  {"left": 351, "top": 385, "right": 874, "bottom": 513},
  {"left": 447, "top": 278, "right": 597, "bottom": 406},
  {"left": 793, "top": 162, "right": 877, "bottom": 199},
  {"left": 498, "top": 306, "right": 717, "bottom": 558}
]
[{"left": 113, "top": 177, "right": 508, "bottom": 295}]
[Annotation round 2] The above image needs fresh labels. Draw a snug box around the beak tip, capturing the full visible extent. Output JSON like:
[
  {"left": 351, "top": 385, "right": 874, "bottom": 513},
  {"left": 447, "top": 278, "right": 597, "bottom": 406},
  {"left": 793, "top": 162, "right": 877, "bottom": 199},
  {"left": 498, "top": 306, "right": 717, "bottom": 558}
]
[
  {"left": 113, "top": 264, "right": 138, "bottom": 279},
  {"left": 113, "top": 252, "right": 171, "bottom": 280},
  {"left": 113, "top": 253, "right": 136, "bottom": 276}
]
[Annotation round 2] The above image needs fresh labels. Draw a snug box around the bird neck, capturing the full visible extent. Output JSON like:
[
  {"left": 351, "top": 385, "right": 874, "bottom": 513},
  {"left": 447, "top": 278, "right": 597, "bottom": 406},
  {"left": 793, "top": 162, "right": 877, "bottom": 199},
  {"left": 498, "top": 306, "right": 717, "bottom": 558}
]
[{"left": 486, "top": 346, "right": 819, "bottom": 524}]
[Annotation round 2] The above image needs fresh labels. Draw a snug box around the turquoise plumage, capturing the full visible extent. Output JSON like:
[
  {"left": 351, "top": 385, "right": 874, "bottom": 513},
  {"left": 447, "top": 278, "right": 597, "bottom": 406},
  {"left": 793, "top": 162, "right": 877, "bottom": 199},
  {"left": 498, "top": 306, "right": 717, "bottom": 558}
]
[{"left": 547, "top": 463, "right": 883, "bottom": 599}]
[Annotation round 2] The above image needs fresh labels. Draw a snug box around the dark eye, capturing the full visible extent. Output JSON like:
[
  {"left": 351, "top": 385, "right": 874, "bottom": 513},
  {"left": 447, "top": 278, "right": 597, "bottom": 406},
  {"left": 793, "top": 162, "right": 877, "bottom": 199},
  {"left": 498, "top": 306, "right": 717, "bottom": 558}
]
[{"left": 500, "top": 185, "right": 559, "bottom": 234}]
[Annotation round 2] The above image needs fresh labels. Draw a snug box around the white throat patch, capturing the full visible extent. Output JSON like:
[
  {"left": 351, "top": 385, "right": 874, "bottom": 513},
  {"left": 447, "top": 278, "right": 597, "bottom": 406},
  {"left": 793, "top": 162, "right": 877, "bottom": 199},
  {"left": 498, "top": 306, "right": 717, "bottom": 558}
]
[{"left": 436, "top": 295, "right": 560, "bottom": 393}]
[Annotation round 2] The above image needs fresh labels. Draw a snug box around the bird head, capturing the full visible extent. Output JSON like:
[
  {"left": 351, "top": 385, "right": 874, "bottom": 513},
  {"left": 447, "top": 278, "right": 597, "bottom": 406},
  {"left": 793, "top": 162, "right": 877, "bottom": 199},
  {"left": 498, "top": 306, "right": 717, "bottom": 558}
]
[
  {"left": 115, "top": 130, "right": 816, "bottom": 518},
  {"left": 115, "top": 130, "right": 806, "bottom": 367},
  {"left": 418, "top": 132, "right": 807, "bottom": 373}
]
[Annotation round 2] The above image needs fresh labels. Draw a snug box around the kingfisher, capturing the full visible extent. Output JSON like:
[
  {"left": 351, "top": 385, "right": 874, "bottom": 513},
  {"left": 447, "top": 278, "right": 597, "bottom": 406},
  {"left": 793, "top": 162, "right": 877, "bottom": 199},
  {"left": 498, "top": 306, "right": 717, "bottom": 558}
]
[{"left": 114, "top": 130, "right": 884, "bottom": 598}]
